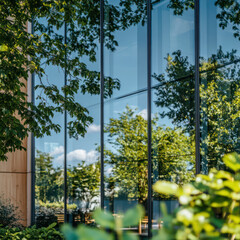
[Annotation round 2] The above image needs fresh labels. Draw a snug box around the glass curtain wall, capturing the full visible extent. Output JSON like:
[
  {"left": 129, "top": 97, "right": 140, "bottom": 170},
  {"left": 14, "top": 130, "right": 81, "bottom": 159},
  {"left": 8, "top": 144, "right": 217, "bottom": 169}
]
[{"left": 33, "top": 0, "right": 240, "bottom": 238}]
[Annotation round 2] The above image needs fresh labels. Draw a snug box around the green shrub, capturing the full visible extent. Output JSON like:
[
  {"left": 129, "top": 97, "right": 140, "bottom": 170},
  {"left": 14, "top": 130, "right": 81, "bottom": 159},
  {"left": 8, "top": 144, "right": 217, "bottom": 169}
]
[
  {"left": 153, "top": 153, "right": 240, "bottom": 240},
  {"left": 36, "top": 207, "right": 58, "bottom": 228},
  {"left": 38, "top": 201, "right": 77, "bottom": 211},
  {"left": 0, "top": 223, "right": 63, "bottom": 240},
  {"left": 0, "top": 198, "right": 22, "bottom": 228}
]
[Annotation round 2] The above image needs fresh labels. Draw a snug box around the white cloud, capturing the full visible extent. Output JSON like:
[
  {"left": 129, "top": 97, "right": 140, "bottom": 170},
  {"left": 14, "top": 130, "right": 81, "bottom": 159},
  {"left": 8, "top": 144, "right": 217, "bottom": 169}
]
[
  {"left": 137, "top": 109, "right": 148, "bottom": 120},
  {"left": 86, "top": 150, "right": 99, "bottom": 163},
  {"left": 87, "top": 124, "right": 100, "bottom": 133},
  {"left": 137, "top": 109, "right": 155, "bottom": 120},
  {"left": 55, "top": 149, "right": 99, "bottom": 164},
  {"left": 50, "top": 145, "right": 64, "bottom": 156},
  {"left": 68, "top": 149, "right": 87, "bottom": 161}
]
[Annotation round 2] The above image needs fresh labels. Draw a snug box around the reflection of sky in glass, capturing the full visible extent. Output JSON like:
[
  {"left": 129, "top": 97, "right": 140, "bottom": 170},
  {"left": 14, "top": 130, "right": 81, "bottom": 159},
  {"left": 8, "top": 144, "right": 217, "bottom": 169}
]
[
  {"left": 152, "top": 0, "right": 194, "bottom": 84},
  {"left": 105, "top": 24, "right": 147, "bottom": 98},
  {"left": 200, "top": 0, "right": 240, "bottom": 59},
  {"left": 35, "top": 19, "right": 65, "bottom": 168},
  {"left": 66, "top": 41, "right": 100, "bottom": 168}
]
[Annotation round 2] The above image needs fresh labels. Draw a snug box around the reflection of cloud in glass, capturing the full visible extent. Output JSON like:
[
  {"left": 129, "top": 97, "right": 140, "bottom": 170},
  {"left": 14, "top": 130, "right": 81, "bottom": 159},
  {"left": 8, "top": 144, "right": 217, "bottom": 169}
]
[
  {"left": 55, "top": 149, "right": 99, "bottom": 164},
  {"left": 87, "top": 124, "right": 100, "bottom": 133},
  {"left": 137, "top": 109, "right": 148, "bottom": 120},
  {"left": 50, "top": 145, "right": 64, "bottom": 156}
]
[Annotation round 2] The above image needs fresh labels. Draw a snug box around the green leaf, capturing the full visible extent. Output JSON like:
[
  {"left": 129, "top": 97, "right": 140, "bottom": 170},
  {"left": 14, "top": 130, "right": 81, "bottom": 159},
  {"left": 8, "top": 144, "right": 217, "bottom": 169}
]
[
  {"left": 223, "top": 153, "right": 240, "bottom": 172},
  {"left": 160, "top": 202, "right": 168, "bottom": 217},
  {"left": 0, "top": 44, "right": 8, "bottom": 51},
  {"left": 211, "top": 200, "right": 229, "bottom": 208},
  {"left": 224, "top": 181, "right": 240, "bottom": 192},
  {"left": 176, "top": 208, "right": 194, "bottom": 225},
  {"left": 153, "top": 181, "right": 179, "bottom": 195},
  {"left": 47, "top": 222, "right": 57, "bottom": 230},
  {"left": 61, "top": 224, "right": 79, "bottom": 240},
  {"left": 122, "top": 232, "right": 139, "bottom": 240},
  {"left": 76, "top": 225, "right": 113, "bottom": 240},
  {"left": 122, "top": 205, "right": 144, "bottom": 227},
  {"left": 93, "top": 208, "right": 115, "bottom": 230},
  {"left": 215, "top": 171, "right": 232, "bottom": 180}
]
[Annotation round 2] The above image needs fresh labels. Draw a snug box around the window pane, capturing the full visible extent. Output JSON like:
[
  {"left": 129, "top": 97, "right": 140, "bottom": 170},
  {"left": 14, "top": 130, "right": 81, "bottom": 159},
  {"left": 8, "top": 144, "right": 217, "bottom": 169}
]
[
  {"left": 35, "top": 20, "right": 65, "bottom": 226},
  {"left": 104, "top": 0, "right": 148, "bottom": 235},
  {"left": 66, "top": 22, "right": 101, "bottom": 224},
  {"left": 151, "top": 0, "right": 195, "bottom": 233},
  {"left": 104, "top": 93, "right": 148, "bottom": 235},
  {"left": 200, "top": 0, "right": 240, "bottom": 172}
]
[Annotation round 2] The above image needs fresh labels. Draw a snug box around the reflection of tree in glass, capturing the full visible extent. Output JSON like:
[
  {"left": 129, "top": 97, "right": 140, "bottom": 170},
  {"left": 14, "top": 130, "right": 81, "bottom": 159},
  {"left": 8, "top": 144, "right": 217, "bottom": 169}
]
[
  {"left": 154, "top": 49, "right": 240, "bottom": 170},
  {"left": 104, "top": 106, "right": 195, "bottom": 207},
  {"left": 35, "top": 150, "right": 64, "bottom": 203},
  {"left": 68, "top": 161, "right": 100, "bottom": 213},
  {"left": 35, "top": 151, "right": 100, "bottom": 214}
]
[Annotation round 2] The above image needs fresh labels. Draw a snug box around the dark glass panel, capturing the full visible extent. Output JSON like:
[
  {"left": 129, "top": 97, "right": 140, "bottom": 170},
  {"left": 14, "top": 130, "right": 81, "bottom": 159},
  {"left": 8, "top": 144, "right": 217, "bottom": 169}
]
[
  {"left": 152, "top": 0, "right": 194, "bottom": 86},
  {"left": 104, "top": 0, "right": 147, "bottom": 99},
  {"left": 67, "top": 104, "right": 100, "bottom": 226}
]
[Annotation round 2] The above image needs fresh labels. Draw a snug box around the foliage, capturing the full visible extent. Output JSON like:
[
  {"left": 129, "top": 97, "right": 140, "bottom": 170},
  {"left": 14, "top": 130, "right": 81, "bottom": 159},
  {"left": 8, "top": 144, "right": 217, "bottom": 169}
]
[
  {"left": 104, "top": 106, "right": 195, "bottom": 204},
  {"left": 35, "top": 150, "right": 100, "bottom": 214},
  {"left": 0, "top": 0, "right": 239, "bottom": 162},
  {"left": 62, "top": 205, "right": 144, "bottom": 240},
  {"left": 68, "top": 161, "right": 100, "bottom": 213},
  {"left": 0, "top": 0, "right": 131, "bottom": 161},
  {"left": 153, "top": 153, "right": 240, "bottom": 240},
  {"left": 35, "top": 207, "right": 58, "bottom": 228},
  {"left": 0, "top": 223, "right": 63, "bottom": 240},
  {"left": 154, "top": 48, "right": 240, "bottom": 170},
  {"left": 39, "top": 200, "right": 77, "bottom": 211},
  {"left": 35, "top": 150, "right": 64, "bottom": 203},
  {"left": 0, "top": 198, "right": 21, "bottom": 228}
]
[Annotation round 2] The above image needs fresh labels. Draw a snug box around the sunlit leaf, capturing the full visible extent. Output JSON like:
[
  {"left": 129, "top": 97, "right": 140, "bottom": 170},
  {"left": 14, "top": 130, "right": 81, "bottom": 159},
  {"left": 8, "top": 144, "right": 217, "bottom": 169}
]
[
  {"left": 153, "top": 181, "right": 179, "bottom": 195},
  {"left": 223, "top": 153, "right": 240, "bottom": 172}
]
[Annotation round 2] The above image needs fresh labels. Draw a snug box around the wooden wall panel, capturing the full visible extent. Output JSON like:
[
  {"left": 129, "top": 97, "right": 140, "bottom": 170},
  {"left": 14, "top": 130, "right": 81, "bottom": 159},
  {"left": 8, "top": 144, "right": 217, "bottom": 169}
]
[
  {"left": 0, "top": 172, "right": 30, "bottom": 226},
  {"left": 0, "top": 41, "right": 30, "bottom": 225},
  {"left": 0, "top": 139, "right": 27, "bottom": 172}
]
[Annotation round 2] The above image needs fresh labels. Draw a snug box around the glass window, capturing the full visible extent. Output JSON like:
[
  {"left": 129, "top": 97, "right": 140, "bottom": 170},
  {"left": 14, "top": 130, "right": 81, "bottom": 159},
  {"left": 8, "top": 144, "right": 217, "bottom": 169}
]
[
  {"left": 104, "top": 0, "right": 148, "bottom": 235},
  {"left": 35, "top": 20, "right": 65, "bottom": 226},
  {"left": 151, "top": 0, "right": 195, "bottom": 232},
  {"left": 200, "top": 0, "right": 240, "bottom": 172}
]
